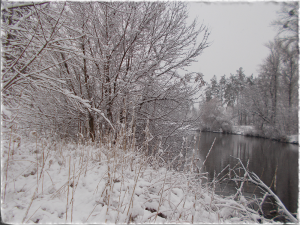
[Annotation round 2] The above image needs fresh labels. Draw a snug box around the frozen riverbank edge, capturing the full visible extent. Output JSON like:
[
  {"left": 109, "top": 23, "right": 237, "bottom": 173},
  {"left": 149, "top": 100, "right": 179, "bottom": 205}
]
[
  {"left": 199, "top": 125, "right": 299, "bottom": 145},
  {"left": 2, "top": 136, "right": 293, "bottom": 224}
]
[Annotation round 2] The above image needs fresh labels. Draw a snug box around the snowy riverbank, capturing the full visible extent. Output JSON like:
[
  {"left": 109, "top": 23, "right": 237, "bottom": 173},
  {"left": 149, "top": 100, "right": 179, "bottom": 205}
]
[
  {"left": 286, "top": 134, "right": 299, "bottom": 145},
  {"left": 205, "top": 125, "right": 299, "bottom": 145},
  {"left": 231, "top": 125, "right": 256, "bottom": 135},
  {"left": 1, "top": 136, "right": 267, "bottom": 224},
  {"left": 232, "top": 126, "right": 298, "bottom": 145}
]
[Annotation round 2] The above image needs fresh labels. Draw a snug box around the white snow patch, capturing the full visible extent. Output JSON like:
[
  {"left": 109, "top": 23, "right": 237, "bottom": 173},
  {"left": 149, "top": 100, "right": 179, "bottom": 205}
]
[{"left": 1, "top": 137, "right": 263, "bottom": 224}]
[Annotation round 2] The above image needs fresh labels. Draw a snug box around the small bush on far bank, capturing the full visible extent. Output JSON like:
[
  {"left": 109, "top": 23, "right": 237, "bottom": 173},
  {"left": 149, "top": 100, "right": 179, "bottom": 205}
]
[
  {"left": 221, "top": 121, "right": 233, "bottom": 133},
  {"left": 255, "top": 125, "right": 289, "bottom": 142}
]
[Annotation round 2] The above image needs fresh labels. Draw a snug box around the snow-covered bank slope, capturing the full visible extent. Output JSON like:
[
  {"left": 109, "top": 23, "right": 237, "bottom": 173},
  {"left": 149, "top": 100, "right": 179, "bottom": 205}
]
[
  {"left": 232, "top": 126, "right": 298, "bottom": 144},
  {"left": 286, "top": 135, "right": 299, "bottom": 144},
  {"left": 232, "top": 125, "right": 256, "bottom": 135},
  {"left": 2, "top": 137, "right": 262, "bottom": 223}
]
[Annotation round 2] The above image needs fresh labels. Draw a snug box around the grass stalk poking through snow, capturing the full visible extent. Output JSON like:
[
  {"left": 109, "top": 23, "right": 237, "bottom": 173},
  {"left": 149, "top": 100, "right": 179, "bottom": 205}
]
[
  {"left": 126, "top": 157, "right": 144, "bottom": 223},
  {"left": 105, "top": 144, "right": 111, "bottom": 223},
  {"left": 71, "top": 160, "right": 75, "bottom": 223},
  {"left": 3, "top": 126, "right": 13, "bottom": 202},
  {"left": 66, "top": 156, "right": 71, "bottom": 222},
  {"left": 2, "top": 127, "right": 279, "bottom": 224},
  {"left": 200, "top": 137, "right": 216, "bottom": 172}
]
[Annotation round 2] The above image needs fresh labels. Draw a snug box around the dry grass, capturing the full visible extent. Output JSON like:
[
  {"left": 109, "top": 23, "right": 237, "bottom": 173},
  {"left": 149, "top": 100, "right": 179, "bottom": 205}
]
[{"left": 1, "top": 124, "right": 266, "bottom": 224}]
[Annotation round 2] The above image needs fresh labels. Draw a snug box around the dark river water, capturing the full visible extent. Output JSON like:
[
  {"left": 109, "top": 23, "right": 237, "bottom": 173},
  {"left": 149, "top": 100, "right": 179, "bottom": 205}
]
[{"left": 195, "top": 132, "right": 299, "bottom": 214}]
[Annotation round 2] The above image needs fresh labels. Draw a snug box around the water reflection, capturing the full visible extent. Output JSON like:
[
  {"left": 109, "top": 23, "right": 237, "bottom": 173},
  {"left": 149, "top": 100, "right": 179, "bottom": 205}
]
[{"left": 196, "top": 132, "right": 299, "bottom": 214}]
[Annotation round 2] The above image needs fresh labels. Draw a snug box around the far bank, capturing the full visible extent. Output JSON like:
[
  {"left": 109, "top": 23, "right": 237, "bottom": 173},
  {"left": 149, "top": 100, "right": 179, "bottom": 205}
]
[{"left": 197, "top": 125, "right": 299, "bottom": 145}]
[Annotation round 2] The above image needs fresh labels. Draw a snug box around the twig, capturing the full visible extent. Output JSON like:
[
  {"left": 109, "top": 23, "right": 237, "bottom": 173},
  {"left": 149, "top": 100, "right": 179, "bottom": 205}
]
[{"left": 199, "top": 137, "right": 216, "bottom": 171}]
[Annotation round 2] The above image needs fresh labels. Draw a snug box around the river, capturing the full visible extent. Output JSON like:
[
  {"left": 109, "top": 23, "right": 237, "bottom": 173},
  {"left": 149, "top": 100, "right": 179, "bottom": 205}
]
[{"left": 195, "top": 132, "right": 298, "bottom": 214}]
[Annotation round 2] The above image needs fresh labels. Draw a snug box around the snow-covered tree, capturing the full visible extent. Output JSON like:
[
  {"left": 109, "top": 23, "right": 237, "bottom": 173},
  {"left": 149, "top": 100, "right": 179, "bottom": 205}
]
[{"left": 2, "top": 2, "right": 209, "bottom": 145}]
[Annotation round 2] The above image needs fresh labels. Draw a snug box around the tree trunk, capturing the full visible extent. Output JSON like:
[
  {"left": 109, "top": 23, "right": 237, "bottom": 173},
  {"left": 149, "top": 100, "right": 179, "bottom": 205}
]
[
  {"left": 88, "top": 113, "right": 95, "bottom": 141},
  {"left": 272, "top": 72, "right": 278, "bottom": 125}
]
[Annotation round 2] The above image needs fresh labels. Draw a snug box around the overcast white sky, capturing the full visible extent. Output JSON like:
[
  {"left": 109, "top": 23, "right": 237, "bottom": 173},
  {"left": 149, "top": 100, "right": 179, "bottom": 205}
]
[{"left": 185, "top": 2, "right": 282, "bottom": 82}]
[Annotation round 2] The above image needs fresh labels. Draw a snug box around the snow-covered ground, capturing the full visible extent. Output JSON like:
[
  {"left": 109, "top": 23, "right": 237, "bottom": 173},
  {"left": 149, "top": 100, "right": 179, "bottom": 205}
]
[
  {"left": 231, "top": 126, "right": 299, "bottom": 144},
  {"left": 231, "top": 125, "right": 256, "bottom": 135},
  {"left": 286, "top": 135, "right": 299, "bottom": 144},
  {"left": 2, "top": 137, "right": 265, "bottom": 223}
]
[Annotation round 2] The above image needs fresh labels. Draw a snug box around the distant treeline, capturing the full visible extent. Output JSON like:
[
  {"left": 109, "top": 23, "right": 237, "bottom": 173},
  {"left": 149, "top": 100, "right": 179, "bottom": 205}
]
[{"left": 198, "top": 3, "right": 298, "bottom": 139}]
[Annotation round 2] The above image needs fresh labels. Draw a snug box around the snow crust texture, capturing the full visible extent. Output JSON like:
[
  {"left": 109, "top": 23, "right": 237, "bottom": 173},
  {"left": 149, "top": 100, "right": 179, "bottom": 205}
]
[{"left": 2, "top": 138, "right": 262, "bottom": 223}]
